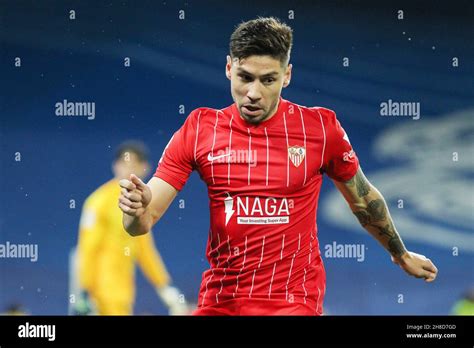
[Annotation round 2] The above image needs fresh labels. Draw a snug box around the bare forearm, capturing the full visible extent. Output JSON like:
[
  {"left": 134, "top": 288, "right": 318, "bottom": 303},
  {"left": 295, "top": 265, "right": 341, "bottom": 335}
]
[
  {"left": 343, "top": 171, "right": 407, "bottom": 258},
  {"left": 123, "top": 209, "right": 153, "bottom": 236},
  {"left": 335, "top": 168, "right": 437, "bottom": 281},
  {"left": 352, "top": 186, "right": 407, "bottom": 258},
  {"left": 119, "top": 176, "right": 178, "bottom": 237}
]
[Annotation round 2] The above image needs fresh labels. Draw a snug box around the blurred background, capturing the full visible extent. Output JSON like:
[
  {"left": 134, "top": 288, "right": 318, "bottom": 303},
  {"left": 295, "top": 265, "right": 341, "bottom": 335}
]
[{"left": 0, "top": 0, "right": 473, "bottom": 315}]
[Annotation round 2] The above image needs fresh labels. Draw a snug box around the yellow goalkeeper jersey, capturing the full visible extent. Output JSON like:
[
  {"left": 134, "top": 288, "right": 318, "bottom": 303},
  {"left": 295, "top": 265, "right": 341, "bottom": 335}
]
[{"left": 77, "top": 179, "right": 170, "bottom": 308}]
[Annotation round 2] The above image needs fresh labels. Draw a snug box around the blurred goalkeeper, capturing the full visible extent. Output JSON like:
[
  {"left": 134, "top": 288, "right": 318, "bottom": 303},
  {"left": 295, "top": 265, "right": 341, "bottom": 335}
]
[{"left": 73, "top": 141, "right": 188, "bottom": 315}]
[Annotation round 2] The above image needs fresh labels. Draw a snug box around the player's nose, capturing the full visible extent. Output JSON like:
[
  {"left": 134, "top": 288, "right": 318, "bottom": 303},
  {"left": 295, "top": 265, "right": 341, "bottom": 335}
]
[{"left": 246, "top": 82, "right": 263, "bottom": 101}]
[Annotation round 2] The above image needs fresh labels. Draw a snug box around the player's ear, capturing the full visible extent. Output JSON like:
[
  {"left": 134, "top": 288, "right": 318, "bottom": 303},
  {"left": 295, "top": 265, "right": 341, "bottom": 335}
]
[
  {"left": 225, "top": 55, "right": 232, "bottom": 80},
  {"left": 283, "top": 63, "right": 292, "bottom": 88}
]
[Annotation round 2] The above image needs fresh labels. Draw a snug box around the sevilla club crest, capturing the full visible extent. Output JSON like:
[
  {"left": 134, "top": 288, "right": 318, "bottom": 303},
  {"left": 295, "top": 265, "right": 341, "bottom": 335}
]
[{"left": 288, "top": 146, "right": 306, "bottom": 167}]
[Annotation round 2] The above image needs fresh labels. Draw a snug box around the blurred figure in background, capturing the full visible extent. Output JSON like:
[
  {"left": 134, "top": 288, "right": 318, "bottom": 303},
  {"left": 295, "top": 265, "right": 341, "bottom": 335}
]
[
  {"left": 451, "top": 287, "right": 474, "bottom": 315},
  {"left": 2, "top": 303, "right": 28, "bottom": 315},
  {"left": 72, "top": 141, "right": 188, "bottom": 315}
]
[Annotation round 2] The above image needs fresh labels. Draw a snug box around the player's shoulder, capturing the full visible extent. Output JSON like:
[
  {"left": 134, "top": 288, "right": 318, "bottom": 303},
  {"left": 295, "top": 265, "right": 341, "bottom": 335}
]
[
  {"left": 285, "top": 99, "right": 337, "bottom": 122},
  {"left": 188, "top": 107, "right": 216, "bottom": 117},
  {"left": 185, "top": 105, "right": 233, "bottom": 124}
]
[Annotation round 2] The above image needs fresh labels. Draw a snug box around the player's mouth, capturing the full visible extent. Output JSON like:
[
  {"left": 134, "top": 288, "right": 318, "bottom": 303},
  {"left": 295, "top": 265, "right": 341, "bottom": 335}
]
[{"left": 242, "top": 104, "right": 263, "bottom": 117}]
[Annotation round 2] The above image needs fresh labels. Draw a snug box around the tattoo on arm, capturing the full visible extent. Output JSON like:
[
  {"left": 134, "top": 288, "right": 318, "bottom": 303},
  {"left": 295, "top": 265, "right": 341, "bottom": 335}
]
[
  {"left": 388, "top": 235, "right": 406, "bottom": 257},
  {"left": 366, "top": 199, "right": 386, "bottom": 221},
  {"left": 372, "top": 223, "right": 393, "bottom": 238},
  {"left": 346, "top": 169, "right": 406, "bottom": 258},
  {"left": 352, "top": 200, "right": 406, "bottom": 257},
  {"left": 352, "top": 199, "right": 385, "bottom": 226},
  {"left": 369, "top": 223, "right": 406, "bottom": 257},
  {"left": 353, "top": 210, "right": 370, "bottom": 226},
  {"left": 356, "top": 172, "right": 370, "bottom": 197},
  {"left": 346, "top": 170, "right": 370, "bottom": 197}
]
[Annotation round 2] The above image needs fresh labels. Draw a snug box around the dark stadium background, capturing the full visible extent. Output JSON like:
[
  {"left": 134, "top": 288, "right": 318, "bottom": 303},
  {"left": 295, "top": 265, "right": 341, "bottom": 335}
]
[{"left": 1, "top": 0, "right": 473, "bottom": 315}]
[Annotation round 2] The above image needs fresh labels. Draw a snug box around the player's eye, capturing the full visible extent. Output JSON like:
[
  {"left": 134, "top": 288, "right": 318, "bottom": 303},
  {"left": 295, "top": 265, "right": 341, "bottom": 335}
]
[
  {"left": 263, "top": 78, "right": 276, "bottom": 85},
  {"left": 238, "top": 74, "right": 253, "bottom": 82}
]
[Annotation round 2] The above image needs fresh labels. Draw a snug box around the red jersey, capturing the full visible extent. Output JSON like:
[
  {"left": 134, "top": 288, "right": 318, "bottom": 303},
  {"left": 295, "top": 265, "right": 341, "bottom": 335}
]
[{"left": 154, "top": 98, "right": 359, "bottom": 315}]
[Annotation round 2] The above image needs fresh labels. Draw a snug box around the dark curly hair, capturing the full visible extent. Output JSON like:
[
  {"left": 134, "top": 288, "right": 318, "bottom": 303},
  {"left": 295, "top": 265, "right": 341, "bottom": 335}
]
[{"left": 230, "top": 17, "right": 293, "bottom": 66}]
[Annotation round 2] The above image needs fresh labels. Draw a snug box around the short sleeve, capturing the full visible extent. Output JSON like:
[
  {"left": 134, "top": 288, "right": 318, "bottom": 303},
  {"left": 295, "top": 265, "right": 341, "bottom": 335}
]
[
  {"left": 319, "top": 108, "right": 359, "bottom": 181},
  {"left": 153, "top": 109, "right": 199, "bottom": 190}
]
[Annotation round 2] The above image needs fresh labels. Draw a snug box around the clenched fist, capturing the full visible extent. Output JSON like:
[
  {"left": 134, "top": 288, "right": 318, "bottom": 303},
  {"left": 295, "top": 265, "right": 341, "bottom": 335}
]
[
  {"left": 392, "top": 251, "right": 438, "bottom": 283},
  {"left": 119, "top": 174, "right": 152, "bottom": 217}
]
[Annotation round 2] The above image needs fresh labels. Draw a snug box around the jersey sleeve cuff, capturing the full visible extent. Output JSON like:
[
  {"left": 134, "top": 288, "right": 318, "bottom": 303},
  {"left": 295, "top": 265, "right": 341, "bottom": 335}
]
[
  {"left": 331, "top": 161, "right": 360, "bottom": 182},
  {"left": 154, "top": 171, "right": 185, "bottom": 191}
]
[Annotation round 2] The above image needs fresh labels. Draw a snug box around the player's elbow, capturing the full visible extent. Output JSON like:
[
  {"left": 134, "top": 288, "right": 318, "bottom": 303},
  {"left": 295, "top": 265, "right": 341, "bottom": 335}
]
[{"left": 350, "top": 201, "right": 368, "bottom": 212}]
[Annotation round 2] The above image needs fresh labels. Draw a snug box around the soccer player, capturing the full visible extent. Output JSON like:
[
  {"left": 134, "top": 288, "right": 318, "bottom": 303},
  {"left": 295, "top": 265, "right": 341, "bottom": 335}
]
[
  {"left": 75, "top": 141, "right": 188, "bottom": 315},
  {"left": 119, "top": 18, "right": 438, "bottom": 315}
]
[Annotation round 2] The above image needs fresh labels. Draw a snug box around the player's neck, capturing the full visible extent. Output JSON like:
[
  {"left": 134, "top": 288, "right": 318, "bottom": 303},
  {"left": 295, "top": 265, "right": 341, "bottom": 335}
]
[{"left": 260, "top": 101, "right": 280, "bottom": 123}]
